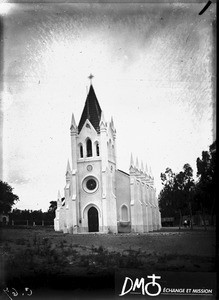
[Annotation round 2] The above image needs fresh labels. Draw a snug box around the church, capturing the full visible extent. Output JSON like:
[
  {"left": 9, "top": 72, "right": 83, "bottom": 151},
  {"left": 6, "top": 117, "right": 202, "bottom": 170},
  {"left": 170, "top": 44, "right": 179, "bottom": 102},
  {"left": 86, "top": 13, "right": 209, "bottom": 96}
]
[{"left": 54, "top": 77, "right": 161, "bottom": 234}]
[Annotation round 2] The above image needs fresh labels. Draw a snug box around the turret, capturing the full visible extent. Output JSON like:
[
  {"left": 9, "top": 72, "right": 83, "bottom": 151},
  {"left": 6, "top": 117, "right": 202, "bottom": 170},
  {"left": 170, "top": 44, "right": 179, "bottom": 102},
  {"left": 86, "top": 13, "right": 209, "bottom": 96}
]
[
  {"left": 66, "top": 159, "right": 71, "bottom": 179},
  {"left": 70, "top": 113, "right": 78, "bottom": 170},
  {"left": 57, "top": 190, "right": 62, "bottom": 208},
  {"left": 70, "top": 113, "right": 77, "bottom": 134}
]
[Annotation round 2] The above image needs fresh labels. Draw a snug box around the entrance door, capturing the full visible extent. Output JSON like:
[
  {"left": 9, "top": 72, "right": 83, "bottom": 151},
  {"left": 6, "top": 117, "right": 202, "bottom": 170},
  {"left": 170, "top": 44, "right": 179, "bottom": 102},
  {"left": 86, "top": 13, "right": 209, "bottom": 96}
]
[{"left": 88, "top": 207, "right": 99, "bottom": 232}]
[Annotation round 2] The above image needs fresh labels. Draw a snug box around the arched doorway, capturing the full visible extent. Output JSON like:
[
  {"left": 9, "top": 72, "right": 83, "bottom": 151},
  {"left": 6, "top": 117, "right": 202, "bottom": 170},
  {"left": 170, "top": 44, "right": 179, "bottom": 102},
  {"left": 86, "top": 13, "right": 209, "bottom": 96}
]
[{"left": 88, "top": 207, "right": 99, "bottom": 232}]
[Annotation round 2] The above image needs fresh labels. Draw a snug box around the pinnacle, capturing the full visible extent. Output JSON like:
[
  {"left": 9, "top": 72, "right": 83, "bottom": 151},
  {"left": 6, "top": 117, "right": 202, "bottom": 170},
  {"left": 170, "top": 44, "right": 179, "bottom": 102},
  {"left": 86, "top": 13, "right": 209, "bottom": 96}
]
[
  {"left": 141, "top": 160, "right": 144, "bottom": 172},
  {"left": 70, "top": 113, "right": 77, "bottom": 130},
  {"left": 66, "top": 159, "right": 71, "bottom": 173},
  {"left": 145, "top": 163, "right": 149, "bottom": 176},
  {"left": 135, "top": 157, "right": 139, "bottom": 170},
  {"left": 110, "top": 116, "right": 115, "bottom": 130},
  {"left": 130, "top": 153, "right": 134, "bottom": 168},
  {"left": 99, "top": 111, "right": 106, "bottom": 127}
]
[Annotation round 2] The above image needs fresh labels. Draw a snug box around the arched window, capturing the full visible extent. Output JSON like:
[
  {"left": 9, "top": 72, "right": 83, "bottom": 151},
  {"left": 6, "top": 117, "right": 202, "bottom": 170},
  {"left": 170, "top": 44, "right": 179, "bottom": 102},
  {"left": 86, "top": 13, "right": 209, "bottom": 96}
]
[
  {"left": 121, "top": 205, "right": 128, "bottom": 222},
  {"left": 86, "top": 138, "right": 92, "bottom": 157},
  {"left": 80, "top": 144, "right": 83, "bottom": 158},
  {"left": 96, "top": 142, "right": 100, "bottom": 156}
]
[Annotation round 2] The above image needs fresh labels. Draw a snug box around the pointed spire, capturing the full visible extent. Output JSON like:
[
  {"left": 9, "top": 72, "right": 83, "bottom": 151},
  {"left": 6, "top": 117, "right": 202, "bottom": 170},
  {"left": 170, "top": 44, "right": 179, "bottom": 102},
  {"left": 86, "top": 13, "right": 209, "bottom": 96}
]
[
  {"left": 70, "top": 113, "right": 77, "bottom": 132},
  {"left": 78, "top": 84, "right": 102, "bottom": 133},
  {"left": 149, "top": 166, "right": 154, "bottom": 179},
  {"left": 130, "top": 153, "right": 134, "bottom": 168},
  {"left": 135, "top": 157, "right": 139, "bottom": 170},
  {"left": 148, "top": 165, "right": 152, "bottom": 178},
  {"left": 145, "top": 163, "right": 149, "bottom": 176},
  {"left": 66, "top": 159, "right": 71, "bottom": 174},
  {"left": 110, "top": 116, "right": 115, "bottom": 130},
  {"left": 141, "top": 160, "right": 144, "bottom": 173},
  {"left": 57, "top": 190, "right": 62, "bottom": 208},
  {"left": 99, "top": 111, "right": 107, "bottom": 129}
]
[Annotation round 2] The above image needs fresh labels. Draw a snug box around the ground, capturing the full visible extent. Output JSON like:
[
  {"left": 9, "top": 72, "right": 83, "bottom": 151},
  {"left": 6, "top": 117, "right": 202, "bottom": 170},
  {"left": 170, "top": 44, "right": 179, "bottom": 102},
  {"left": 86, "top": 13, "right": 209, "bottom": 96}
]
[{"left": 0, "top": 227, "right": 216, "bottom": 299}]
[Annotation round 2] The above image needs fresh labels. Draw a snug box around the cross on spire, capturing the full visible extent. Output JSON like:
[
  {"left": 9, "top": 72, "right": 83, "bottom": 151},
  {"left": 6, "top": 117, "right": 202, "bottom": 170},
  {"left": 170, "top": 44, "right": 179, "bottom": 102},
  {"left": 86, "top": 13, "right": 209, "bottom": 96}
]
[{"left": 88, "top": 73, "right": 94, "bottom": 85}]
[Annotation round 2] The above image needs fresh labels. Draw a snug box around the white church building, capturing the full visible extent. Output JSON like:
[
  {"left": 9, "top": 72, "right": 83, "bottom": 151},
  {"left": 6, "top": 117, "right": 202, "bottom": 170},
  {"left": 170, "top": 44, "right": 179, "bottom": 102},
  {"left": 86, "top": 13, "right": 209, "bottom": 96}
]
[{"left": 54, "top": 80, "right": 161, "bottom": 234}]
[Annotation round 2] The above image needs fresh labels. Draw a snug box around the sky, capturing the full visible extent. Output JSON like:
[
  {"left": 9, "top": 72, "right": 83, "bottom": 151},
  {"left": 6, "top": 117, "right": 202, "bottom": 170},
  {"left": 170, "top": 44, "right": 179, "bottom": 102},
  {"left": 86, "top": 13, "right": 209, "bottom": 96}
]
[{"left": 0, "top": 2, "right": 216, "bottom": 211}]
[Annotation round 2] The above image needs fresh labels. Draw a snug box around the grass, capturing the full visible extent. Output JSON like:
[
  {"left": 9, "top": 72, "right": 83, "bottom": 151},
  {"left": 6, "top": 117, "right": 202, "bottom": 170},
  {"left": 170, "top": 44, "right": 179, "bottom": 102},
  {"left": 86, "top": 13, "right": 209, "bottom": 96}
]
[{"left": 0, "top": 227, "right": 216, "bottom": 297}]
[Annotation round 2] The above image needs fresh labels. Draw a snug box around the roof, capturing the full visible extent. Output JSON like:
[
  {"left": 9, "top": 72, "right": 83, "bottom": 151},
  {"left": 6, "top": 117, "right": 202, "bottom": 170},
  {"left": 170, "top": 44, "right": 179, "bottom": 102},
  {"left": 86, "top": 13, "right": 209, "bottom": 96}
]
[
  {"left": 78, "top": 84, "right": 102, "bottom": 133},
  {"left": 117, "top": 169, "right": 130, "bottom": 177}
]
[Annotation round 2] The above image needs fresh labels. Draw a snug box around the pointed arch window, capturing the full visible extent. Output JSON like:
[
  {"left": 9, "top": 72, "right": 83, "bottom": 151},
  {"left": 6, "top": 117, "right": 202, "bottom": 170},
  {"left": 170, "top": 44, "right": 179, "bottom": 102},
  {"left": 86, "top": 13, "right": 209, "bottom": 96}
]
[
  {"left": 86, "top": 138, "right": 92, "bottom": 157},
  {"left": 80, "top": 144, "right": 83, "bottom": 158},
  {"left": 96, "top": 142, "right": 100, "bottom": 156}
]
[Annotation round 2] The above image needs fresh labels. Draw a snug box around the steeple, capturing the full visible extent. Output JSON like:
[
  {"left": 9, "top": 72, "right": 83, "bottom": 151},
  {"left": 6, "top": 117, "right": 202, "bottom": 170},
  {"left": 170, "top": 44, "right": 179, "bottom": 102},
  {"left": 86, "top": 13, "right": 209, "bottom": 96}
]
[
  {"left": 135, "top": 157, "right": 139, "bottom": 171},
  {"left": 130, "top": 153, "right": 134, "bottom": 169},
  {"left": 145, "top": 163, "right": 149, "bottom": 177},
  {"left": 99, "top": 111, "right": 106, "bottom": 130},
  {"left": 140, "top": 160, "right": 144, "bottom": 173},
  {"left": 78, "top": 83, "right": 102, "bottom": 133},
  {"left": 70, "top": 113, "right": 77, "bottom": 132},
  {"left": 66, "top": 160, "right": 71, "bottom": 175},
  {"left": 57, "top": 190, "right": 62, "bottom": 208}
]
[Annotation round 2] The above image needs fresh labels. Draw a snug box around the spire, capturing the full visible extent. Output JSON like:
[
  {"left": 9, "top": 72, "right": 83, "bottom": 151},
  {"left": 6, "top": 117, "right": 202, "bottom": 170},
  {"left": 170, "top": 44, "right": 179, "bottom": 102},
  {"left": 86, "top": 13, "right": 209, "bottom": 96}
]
[
  {"left": 99, "top": 111, "right": 106, "bottom": 129},
  {"left": 66, "top": 159, "right": 71, "bottom": 174},
  {"left": 57, "top": 190, "right": 62, "bottom": 208},
  {"left": 70, "top": 113, "right": 77, "bottom": 132},
  {"left": 135, "top": 157, "right": 139, "bottom": 170},
  {"left": 110, "top": 116, "right": 115, "bottom": 130},
  {"left": 145, "top": 163, "right": 149, "bottom": 176},
  {"left": 140, "top": 160, "right": 144, "bottom": 173},
  {"left": 130, "top": 153, "right": 134, "bottom": 168},
  {"left": 149, "top": 166, "right": 153, "bottom": 179},
  {"left": 78, "top": 83, "right": 102, "bottom": 133}
]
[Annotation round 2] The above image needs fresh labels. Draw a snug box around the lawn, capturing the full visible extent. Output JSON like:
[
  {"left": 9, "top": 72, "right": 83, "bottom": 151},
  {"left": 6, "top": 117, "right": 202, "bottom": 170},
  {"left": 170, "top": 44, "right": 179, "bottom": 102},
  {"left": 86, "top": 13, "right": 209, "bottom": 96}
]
[{"left": 0, "top": 227, "right": 216, "bottom": 299}]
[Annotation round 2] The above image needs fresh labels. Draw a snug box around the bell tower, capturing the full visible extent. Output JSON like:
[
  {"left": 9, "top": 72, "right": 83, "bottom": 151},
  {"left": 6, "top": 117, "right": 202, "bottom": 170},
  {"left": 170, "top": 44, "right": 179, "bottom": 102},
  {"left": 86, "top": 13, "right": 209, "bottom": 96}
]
[{"left": 68, "top": 75, "right": 117, "bottom": 233}]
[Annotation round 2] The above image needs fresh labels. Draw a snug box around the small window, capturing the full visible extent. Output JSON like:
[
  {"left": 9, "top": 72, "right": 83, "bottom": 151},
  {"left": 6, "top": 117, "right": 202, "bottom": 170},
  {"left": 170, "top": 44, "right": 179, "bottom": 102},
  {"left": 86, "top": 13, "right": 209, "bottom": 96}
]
[
  {"left": 96, "top": 143, "right": 100, "bottom": 156},
  {"left": 121, "top": 205, "right": 128, "bottom": 222},
  {"left": 80, "top": 145, "right": 83, "bottom": 158},
  {"left": 86, "top": 138, "right": 92, "bottom": 157}
]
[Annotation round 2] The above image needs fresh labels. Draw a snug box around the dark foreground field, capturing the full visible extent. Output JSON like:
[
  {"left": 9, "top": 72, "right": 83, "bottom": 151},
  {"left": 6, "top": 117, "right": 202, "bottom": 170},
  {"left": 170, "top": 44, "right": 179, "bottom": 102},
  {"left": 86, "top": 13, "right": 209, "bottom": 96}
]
[{"left": 0, "top": 227, "right": 216, "bottom": 299}]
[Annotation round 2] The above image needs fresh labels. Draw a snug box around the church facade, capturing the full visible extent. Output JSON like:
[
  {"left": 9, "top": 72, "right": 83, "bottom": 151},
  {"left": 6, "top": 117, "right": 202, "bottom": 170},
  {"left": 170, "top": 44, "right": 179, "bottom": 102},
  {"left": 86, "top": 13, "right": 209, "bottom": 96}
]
[{"left": 54, "top": 82, "right": 161, "bottom": 234}]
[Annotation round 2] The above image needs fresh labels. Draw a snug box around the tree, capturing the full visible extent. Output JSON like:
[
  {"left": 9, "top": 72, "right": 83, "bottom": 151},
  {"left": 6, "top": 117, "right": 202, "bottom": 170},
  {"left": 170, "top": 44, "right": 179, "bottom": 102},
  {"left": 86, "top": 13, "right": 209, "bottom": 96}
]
[
  {"left": 174, "top": 164, "right": 195, "bottom": 229},
  {"left": 159, "top": 168, "right": 177, "bottom": 218},
  {"left": 195, "top": 141, "right": 216, "bottom": 227},
  {"left": 159, "top": 164, "right": 195, "bottom": 229},
  {"left": 0, "top": 181, "right": 19, "bottom": 214},
  {"left": 47, "top": 200, "right": 57, "bottom": 219}
]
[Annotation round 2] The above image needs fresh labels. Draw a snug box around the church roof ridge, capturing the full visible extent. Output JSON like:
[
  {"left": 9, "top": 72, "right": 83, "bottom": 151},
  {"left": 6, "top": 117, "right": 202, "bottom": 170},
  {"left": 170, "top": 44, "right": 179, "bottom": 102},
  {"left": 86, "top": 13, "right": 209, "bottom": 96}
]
[{"left": 78, "top": 84, "right": 102, "bottom": 133}]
